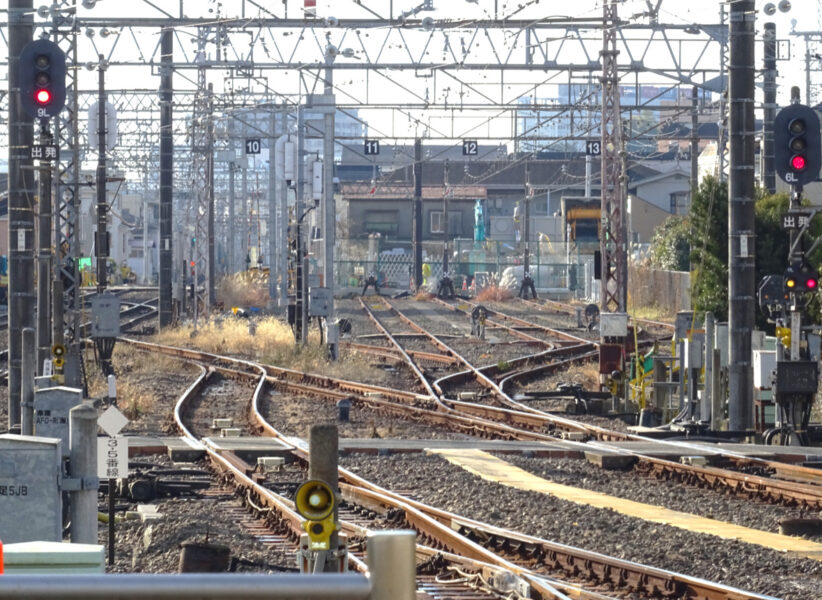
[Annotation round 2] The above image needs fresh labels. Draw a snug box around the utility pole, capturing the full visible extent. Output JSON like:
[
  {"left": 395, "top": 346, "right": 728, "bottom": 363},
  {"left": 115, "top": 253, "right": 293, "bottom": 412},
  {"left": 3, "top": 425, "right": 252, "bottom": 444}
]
[
  {"left": 523, "top": 161, "right": 531, "bottom": 275},
  {"left": 207, "top": 87, "right": 216, "bottom": 308},
  {"left": 412, "top": 138, "right": 423, "bottom": 290},
  {"left": 762, "top": 22, "right": 777, "bottom": 194},
  {"left": 718, "top": 3, "right": 729, "bottom": 183},
  {"left": 442, "top": 160, "right": 450, "bottom": 276},
  {"left": 599, "top": 0, "right": 626, "bottom": 312},
  {"left": 728, "top": 0, "right": 756, "bottom": 433},
  {"left": 158, "top": 26, "right": 173, "bottom": 327},
  {"left": 96, "top": 54, "right": 108, "bottom": 293},
  {"left": 8, "top": 0, "right": 35, "bottom": 429},
  {"left": 322, "top": 53, "right": 336, "bottom": 315},
  {"left": 228, "top": 158, "right": 236, "bottom": 275},
  {"left": 690, "top": 86, "right": 699, "bottom": 191}
]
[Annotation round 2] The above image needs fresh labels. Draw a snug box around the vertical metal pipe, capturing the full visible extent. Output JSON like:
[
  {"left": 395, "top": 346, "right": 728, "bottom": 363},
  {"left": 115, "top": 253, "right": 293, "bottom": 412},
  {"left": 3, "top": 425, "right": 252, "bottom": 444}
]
[
  {"left": 297, "top": 106, "right": 307, "bottom": 343},
  {"left": 21, "top": 328, "right": 35, "bottom": 436},
  {"left": 762, "top": 22, "right": 776, "bottom": 194},
  {"left": 412, "top": 139, "right": 423, "bottom": 289},
  {"left": 159, "top": 27, "right": 174, "bottom": 327},
  {"left": 728, "top": 0, "right": 756, "bottom": 433},
  {"left": 37, "top": 123, "right": 53, "bottom": 374},
  {"left": 69, "top": 403, "right": 99, "bottom": 545},
  {"left": 96, "top": 55, "right": 108, "bottom": 292},
  {"left": 8, "top": 0, "right": 35, "bottom": 429},
  {"left": 367, "top": 531, "right": 417, "bottom": 600}
]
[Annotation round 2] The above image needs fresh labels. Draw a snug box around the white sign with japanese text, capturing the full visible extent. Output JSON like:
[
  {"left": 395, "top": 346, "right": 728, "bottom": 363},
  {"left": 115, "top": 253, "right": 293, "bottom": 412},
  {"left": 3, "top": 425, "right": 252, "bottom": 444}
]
[{"left": 97, "top": 436, "right": 128, "bottom": 479}]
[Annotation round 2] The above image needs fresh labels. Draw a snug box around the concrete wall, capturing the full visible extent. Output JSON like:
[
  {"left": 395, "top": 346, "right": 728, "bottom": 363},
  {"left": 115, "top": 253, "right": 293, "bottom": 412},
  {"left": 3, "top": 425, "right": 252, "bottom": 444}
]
[{"left": 629, "top": 264, "right": 690, "bottom": 313}]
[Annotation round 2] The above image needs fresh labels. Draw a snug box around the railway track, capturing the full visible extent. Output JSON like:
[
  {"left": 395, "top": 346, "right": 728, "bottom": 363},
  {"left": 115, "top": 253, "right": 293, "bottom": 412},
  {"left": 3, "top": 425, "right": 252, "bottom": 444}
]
[
  {"left": 136, "top": 336, "right": 778, "bottom": 600},
  {"left": 119, "top": 330, "right": 822, "bottom": 513}
]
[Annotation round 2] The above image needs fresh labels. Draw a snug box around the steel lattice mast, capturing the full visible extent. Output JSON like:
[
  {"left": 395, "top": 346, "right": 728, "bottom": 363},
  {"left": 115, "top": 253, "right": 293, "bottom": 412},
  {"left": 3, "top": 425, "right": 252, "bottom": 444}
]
[{"left": 599, "top": 0, "right": 626, "bottom": 313}]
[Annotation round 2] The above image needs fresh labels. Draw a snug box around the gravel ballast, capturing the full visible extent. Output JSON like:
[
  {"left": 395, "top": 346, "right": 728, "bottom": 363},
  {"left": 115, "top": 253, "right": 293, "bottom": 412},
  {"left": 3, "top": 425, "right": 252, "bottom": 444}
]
[{"left": 340, "top": 452, "right": 822, "bottom": 600}]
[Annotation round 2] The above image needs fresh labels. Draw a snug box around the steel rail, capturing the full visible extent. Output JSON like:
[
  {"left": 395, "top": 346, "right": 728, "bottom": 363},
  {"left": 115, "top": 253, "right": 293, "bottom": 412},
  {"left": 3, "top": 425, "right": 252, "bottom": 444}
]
[
  {"left": 164, "top": 344, "right": 572, "bottom": 598},
  {"left": 122, "top": 338, "right": 822, "bottom": 509}
]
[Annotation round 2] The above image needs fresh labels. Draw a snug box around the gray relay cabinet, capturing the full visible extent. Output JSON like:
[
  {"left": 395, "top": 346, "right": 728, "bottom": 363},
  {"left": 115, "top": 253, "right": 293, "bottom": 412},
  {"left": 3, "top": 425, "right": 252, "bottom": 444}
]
[
  {"left": 0, "top": 434, "right": 63, "bottom": 543},
  {"left": 33, "top": 386, "right": 82, "bottom": 458}
]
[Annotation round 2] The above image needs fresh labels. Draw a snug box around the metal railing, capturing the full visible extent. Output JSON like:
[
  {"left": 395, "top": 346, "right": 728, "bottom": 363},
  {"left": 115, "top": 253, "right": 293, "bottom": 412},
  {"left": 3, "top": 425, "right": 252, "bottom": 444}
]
[{"left": 0, "top": 531, "right": 415, "bottom": 600}]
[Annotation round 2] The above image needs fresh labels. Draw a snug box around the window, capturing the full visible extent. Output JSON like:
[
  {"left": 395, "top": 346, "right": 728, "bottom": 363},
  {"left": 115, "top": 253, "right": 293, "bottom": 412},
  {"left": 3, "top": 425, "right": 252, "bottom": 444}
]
[
  {"left": 364, "top": 210, "right": 399, "bottom": 235},
  {"left": 669, "top": 192, "right": 690, "bottom": 215},
  {"left": 430, "top": 211, "right": 443, "bottom": 234},
  {"left": 430, "top": 211, "right": 462, "bottom": 235}
]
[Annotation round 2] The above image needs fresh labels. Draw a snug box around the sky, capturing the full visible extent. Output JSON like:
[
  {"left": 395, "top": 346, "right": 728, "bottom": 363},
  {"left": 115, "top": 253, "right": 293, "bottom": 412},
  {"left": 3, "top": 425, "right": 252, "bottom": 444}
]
[{"left": 2, "top": 0, "right": 822, "bottom": 171}]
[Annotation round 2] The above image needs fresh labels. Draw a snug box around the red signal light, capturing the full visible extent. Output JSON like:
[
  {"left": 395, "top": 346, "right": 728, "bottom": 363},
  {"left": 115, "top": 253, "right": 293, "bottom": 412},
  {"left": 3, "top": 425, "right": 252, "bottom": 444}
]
[
  {"left": 189, "top": 261, "right": 195, "bottom": 267},
  {"left": 35, "top": 89, "right": 51, "bottom": 104},
  {"left": 791, "top": 154, "right": 807, "bottom": 171},
  {"left": 807, "top": 278, "right": 817, "bottom": 289}
]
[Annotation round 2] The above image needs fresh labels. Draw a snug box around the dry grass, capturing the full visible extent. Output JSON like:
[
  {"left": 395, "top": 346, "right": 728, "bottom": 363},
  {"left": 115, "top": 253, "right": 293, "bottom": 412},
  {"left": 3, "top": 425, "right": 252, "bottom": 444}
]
[
  {"left": 151, "top": 316, "right": 386, "bottom": 382},
  {"left": 476, "top": 284, "right": 513, "bottom": 303},
  {"left": 414, "top": 290, "right": 434, "bottom": 301},
  {"left": 543, "top": 360, "right": 600, "bottom": 391},
  {"left": 217, "top": 271, "right": 270, "bottom": 309}
]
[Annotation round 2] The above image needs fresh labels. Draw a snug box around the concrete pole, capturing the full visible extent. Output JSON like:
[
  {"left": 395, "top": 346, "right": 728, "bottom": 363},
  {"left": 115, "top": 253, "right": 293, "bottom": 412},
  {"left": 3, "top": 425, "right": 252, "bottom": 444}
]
[
  {"left": 69, "top": 403, "right": 99, "bottom": 544},
  {"left": 523, "top": 161, "right": 531, "bottom": 275},
  {"left": 228, "top": 162, "right": 236, "bottom": 274},
  {"left": 96, "top": 55, "right": 108, "bottom": 293},
  {"left": 280, "top": 140, "right": 289, "bottom": 310},
  {"left": 158, "top": 27, "right": 174, "bottom": 327},
  {"left": 207, "top": 85, "right": 216, "bottom": 309},
  {"left": 762, "top": 22, "right": 776, "bottom": 194},
  {"left": 268, "top": 111, "right": 277, "bottom": 305},
  {"left": 309, "top": 424, "right": 339, "bottom": 572},
  {"left": 8, "top": 0, "right": 35, "bottom": 430},
  {"left": 323, "top": 63, "right": 336, "bottom": 313},
  {"left": 690, "top": 87, "right": 699, "bottom": 191},
  {"left": 21, "top": 328, "right": 35, "bottom": 436},
  {"left": 442, "top": 160, "right": 450, "bottom": 275},
  {"left": 367, "top": 531, "right": 417, "bottom": 600},
  {"left": 727, "top": 0, "right": 756, "bottom": 433},
  {"left": 412, "top": 139, "right": 423, "bottom": 290}
]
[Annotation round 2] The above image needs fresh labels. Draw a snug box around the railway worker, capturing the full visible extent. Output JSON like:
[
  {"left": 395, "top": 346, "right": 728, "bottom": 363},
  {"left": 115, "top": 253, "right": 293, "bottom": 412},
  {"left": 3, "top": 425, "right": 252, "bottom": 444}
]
[
  {"left": 422, "top": 262, "right": 431, "bottom": 286},
  {"left": 362, "top": 271, "right": 380, "bottom": 296},
  {"left": 519, "top": 270, "right": 537, "bottom": 299},
  {"left": 437, "top": 271, "right": 456, "bottom": 299},
  {"left": 471, "top": 305, "right": 488, "bottom": 340}
]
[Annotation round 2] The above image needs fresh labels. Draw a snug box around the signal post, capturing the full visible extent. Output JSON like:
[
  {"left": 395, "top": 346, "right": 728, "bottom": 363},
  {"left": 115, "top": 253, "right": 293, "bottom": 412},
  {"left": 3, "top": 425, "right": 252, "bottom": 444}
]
[{"left": 759, "top": 89, "right": 822, "bottom": 445}]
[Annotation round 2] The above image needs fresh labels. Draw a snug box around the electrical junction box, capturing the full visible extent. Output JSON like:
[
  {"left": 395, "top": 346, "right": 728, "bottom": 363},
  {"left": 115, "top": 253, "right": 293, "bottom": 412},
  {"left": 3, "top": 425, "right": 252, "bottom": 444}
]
[
  {"left": 715, "top": 322, "right": 729, "bottom": 368},
  {"left": 309, "top": 287, "right": 332, "bottom": 317},
  {"left": 684, "top": 336, "right": 704, "bottom": 370},
  {"left": 775, "top": 361, "right": 819, "bottom": 395},
  {"left": 324, "top": 322, "right": 339, "bottom": 345},
  {"left": 34, "top": 386, "right": 83, "bottom": 457},
  {"left": 0, "top": 434, "right": 63, "bottom": 543},
  {"left": 753, "top": 350, "right": 777, "bottom": 389},
  {"left": 599, "top": 312, "right": 628, "bottom": 338},
  {"left": 675, "top": 311, "right": 694, "bottom": 341},
  {"left": 90, "top": 293, "right": 120, "bottom": 337}
]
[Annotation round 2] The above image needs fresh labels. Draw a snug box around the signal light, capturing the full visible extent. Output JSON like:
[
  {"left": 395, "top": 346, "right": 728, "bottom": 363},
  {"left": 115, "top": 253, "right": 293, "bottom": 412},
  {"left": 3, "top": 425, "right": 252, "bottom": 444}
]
[
  {"left": 19, "top": 39, "right": 66, "bottom": 118},
  {"left": 775, "top": 104, "right": 821, "bottom": 187},
  {"left": 189, "top": 261, "right": 195, "bottom": 268},
  {"left": 784, "top": 261, "right": 819, "bottom": 294}
]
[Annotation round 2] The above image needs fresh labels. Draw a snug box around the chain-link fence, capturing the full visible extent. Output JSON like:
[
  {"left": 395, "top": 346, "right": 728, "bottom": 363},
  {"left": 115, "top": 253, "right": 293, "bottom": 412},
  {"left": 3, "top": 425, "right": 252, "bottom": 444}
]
[{"left": 335, "top": 237, "right": 590, "bottom": 292}]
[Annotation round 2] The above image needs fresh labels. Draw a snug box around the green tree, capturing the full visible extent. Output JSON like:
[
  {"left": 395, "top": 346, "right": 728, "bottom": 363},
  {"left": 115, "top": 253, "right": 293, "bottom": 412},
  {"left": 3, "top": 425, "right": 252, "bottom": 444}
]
[
  {"left": 649, "top": 215, "right": 690, "bottom": 271},
  {"left": 688, "top": 176, "right": 729, "bottom": 320}
]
